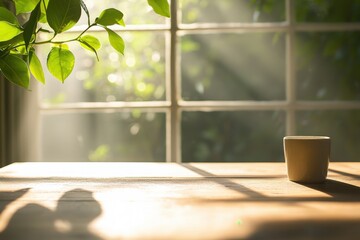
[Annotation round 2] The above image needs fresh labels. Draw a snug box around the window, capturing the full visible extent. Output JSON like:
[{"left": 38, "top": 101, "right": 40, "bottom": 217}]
[{"left": 32, "top": 0, "right": 360, "bottom": 163}]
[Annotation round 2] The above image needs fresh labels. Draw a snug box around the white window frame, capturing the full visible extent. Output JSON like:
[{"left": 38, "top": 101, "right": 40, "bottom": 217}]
[{"left": 33, "top": 0, "right": 360, "bottom": 163}]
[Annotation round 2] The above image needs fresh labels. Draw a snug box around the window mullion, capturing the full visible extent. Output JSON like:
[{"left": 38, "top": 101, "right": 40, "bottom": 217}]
[
  {"left": 168, "top": 0, "right": 181, "bottom": 163},
  {"left": 286, "top": 0, "right": 296, "bottom": 136}
]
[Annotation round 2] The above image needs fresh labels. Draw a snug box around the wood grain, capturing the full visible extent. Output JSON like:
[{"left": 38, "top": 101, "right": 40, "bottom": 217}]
[{"left": 0, "top": 162, "right": 359, "bottom": 239}]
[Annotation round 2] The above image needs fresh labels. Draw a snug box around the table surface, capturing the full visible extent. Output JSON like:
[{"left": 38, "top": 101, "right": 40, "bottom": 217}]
[{"left": 0, "top": 162, "right": 359, "bottom": 240}]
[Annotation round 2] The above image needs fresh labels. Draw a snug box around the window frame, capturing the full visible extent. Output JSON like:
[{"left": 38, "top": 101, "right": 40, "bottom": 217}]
[{"left": 30, "top": 0, "right": 360, "bottom": 163}]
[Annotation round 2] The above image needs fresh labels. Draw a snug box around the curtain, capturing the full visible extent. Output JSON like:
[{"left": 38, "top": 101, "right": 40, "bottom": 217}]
[{"left": 0, "top": 76, "right": 40, "bottom": 167}]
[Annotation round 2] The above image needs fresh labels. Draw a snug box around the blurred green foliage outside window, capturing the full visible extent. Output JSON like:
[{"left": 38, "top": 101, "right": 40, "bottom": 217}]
[{"left": 41, "top": 0, "right": 360, "bottom": 163}]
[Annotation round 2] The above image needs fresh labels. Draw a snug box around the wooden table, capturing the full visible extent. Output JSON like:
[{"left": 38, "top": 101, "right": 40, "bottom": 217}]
[{"left": 0, "top": 162, "right": 359, "bottom": 240}]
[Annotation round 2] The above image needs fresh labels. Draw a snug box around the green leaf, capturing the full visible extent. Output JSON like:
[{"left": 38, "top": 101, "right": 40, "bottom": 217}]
[
  {"left": 106, "top": 28, "right": 124, "bottom": 55},
  {"left": 0, "top": 54, "right": 30, "bottom": 88},
  {"left": 79, "top": 35, "right": 100, "bottom": 60},
  {"left": 79, "top": 35, "right": 100, "bottom": 50},
  {"left": 0, "top": 34, "right": 23, "bottom": 49},
  {"left": 80, "top": 0, "right": 90, "bottom": 26},
  {"left": 147, "top": 0, "right": 170, "bottom": 18},
  {"left": 0, "top": 21, "right": 22, "bottom": 42},
  {"left": 47, "top": 45, "right": 75, "bottom": 82},
  {"left": 24, "top": 2, "right": 41, "bottom": 50},
  {"left": 47, "top": 0, "right": 81, "bottom": 33},
  {"left": 79, "top": 39, "right": 99, "bottom": 61},
  {"left": 11, "top": 44, "right": 27, "bottom": 55},
  {"left": 118, "top": 18, "right": 125, "bottom": 27},
  {"left": 29, "top": 49, "right": 45, "bottom": 84},
  {"left": 0, "top": 7, "right": 19, "bottom": 25},
  {"left": 14, "top": 0, "right": 40, "bottom": 14},
  {"left": 39, "top": 0, "right": 49, "bottom": 23},
  {"left": 95, "top": 8, "right": 124, "bottom": 26}
]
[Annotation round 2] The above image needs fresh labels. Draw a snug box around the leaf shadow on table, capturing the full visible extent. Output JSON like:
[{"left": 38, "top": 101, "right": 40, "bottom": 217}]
[
  {"left": 0, "top": 188, "right": 103, "bottom": 240},
  {"left": 0, "top": 188, "right": 30, "bottom": 215}
]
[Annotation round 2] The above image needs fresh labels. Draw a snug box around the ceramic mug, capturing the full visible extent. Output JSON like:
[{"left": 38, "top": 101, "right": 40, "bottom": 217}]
[{"left": 283, "top": 136, "right": 331, "bottom": 183}]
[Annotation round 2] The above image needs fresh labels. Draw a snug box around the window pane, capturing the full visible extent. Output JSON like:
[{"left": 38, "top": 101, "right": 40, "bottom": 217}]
[
  {"left": 181, "top": 33, "right": 285, "bottom": 101},
  {"left": 79, "top": 0, "right": 167, "bottom": 25},
  {"left": 180, "top": 0, "right": 285, "bottom": 24},
  {"left": 295, "top": 32, "right": 360, "bottom": 101},
  {"left": 295, "top": 0, "right": 360, "bottom": 23},
  {"left": 41, "top": 112, "right": 166, "bottom": 162},
  {"left": 182, "top": 111, "right": 285, "bottom": 162},
  {"left": 297, "top": 110, "right": 360, "bottom": 162},
  {"left": 40, "top": 32, "right": 166, "bottom": 103}
]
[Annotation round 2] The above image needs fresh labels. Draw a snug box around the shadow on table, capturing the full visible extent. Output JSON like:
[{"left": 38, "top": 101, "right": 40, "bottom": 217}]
[
  {"left": 0, "top": 188, "right": 30, "bottom": 215},
  {"left": 243, "top": 218, "right": 360, "bottom": 240},
  {"left": 0, "top": 188, "right": 102, "bottom": 240},
  {"left": 296, "top": 179, "right": 360, "bottom": 202},
  {"left": 181, "top": 163, "right": 266, "bottom": 198},
  {"left": 182, "top": 164, "right": 360, "bottom": 203},
  {"left": 329, "top": 168, "right": 360, "bottom": 180}
]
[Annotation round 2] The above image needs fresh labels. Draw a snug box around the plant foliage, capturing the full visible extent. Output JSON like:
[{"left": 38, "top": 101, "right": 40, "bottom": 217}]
[{"left": 0, "top": 0, "right": 170, "bottom": 88}]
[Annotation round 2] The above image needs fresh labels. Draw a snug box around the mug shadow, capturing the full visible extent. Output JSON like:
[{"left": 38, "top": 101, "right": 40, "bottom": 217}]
[
  {"left": 230, "top": 180, "right": 360, "bottom": 240},
  {"left": 180, "top": 164, "right": 360, "bottom": 203},
  {"left": 244, "top": 218, "right": 360, "bottom": 240},
  {"left": 0, "top": 188, "right": 103, "bottom": 240},
  {"left": 298, "top": 179, "right": 360, "bottom": 201}
]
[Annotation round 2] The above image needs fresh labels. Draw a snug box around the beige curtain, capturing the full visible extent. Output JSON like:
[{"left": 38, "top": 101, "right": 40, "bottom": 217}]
[
  {"left": 0, "top": 76, "right": 40, "bottom": 167},
  {"left": 0, "top": 76, "right": 9, "bottom": 167}
]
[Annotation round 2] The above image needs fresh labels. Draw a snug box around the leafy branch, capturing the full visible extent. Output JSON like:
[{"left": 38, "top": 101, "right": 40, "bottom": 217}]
[{"left": 0, "top": 0, "right": 170, "bottom": 88}]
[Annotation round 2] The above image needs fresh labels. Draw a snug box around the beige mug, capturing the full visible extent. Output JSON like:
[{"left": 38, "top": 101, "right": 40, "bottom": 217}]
[{"left": 283, "top": 136, "right": 331, "bottom": 183}]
